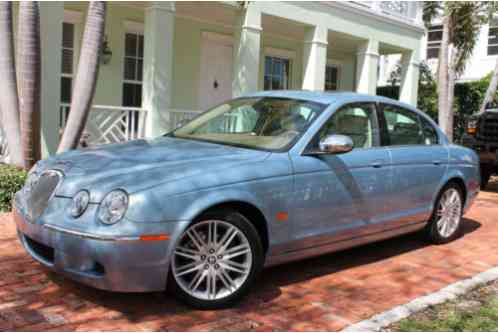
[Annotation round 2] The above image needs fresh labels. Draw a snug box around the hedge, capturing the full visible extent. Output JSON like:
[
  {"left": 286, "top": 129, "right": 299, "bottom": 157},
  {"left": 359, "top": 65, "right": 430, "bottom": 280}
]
[{"left": 0, "top": 164, "right": 27, "bottom": 212}]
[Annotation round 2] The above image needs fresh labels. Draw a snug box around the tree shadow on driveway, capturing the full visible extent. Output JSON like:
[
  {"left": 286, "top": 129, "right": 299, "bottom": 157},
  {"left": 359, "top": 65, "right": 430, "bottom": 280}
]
[{"left": 41, "top": 217, "right": 481, "bottom": 328}]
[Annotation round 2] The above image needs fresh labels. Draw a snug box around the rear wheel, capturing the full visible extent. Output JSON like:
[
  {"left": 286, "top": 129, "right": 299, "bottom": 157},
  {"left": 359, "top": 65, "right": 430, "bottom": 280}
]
[
  {"left": 169, "top": 210, "right": 263, "bottom": 309},
  {"left": 426, "top": 184, "right": 464, "bottom": 244},
  {"left": 481, "top": 169, "right": 491, "bottom": 189}
]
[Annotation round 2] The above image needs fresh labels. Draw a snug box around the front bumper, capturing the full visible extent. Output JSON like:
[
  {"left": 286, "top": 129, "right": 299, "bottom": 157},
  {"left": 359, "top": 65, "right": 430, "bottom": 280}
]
[
  {"left": 14, "top": 207, "right": 189, "bottom": 292},
  {"left": 461, "top": 135, "right": 498, "bottom": 166}
]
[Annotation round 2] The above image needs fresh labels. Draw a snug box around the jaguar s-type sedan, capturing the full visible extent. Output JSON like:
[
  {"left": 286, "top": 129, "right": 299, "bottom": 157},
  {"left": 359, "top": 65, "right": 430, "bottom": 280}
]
[{"left": 14, "top": 91, "right": 479, "bottom": 309}]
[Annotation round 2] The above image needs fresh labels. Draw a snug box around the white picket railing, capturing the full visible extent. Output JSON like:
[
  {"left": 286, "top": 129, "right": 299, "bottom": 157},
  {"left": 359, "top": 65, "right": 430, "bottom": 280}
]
[
  {"left": 169, "top": 109, "right": 203, "bottom": 129},
  {"left": 0, "top": 125, "right": 9, "bottom": 163},
  {"left": 60, "top": 104, "right": 148, "bottom": 146}
]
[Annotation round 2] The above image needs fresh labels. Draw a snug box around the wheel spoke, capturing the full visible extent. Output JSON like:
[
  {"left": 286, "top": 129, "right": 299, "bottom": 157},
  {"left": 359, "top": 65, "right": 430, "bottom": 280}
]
[
  {"left": 206, "top": 270, "right": 217, "bottom": 299},
  {"left": 218, "top": 227, "right": 238, "bottom": 252},
  {"left": 176, "top": 262, "right": 203, "bottom": 277},
  {"left": 221, "top": 259, "right": 249, "bottom": 274},
  {"left": 188, "top": 269, "right": 206, "bottom": 291},
  {"left": 175, "top": 246, "right": 199, "bottom": 260},
  {"left": 186, "top": 230, "right": 204, "bottom": 251},
  {"left": 224, "top": 247, "right": 251, "bottom": 260},
  {"left": 218, "top": 268, "right": 234, "bottom": 291}
]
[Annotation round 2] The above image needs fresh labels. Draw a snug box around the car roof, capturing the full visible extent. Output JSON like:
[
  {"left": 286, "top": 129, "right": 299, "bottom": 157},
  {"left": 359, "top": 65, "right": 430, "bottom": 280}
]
[{"left": 241, "top": 90, "right": 417, "bottom": 110}]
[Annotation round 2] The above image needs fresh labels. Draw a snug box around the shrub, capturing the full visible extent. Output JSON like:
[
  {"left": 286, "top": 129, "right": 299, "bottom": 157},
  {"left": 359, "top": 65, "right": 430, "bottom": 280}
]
[{"left": 0, "top": 164, "right": 27, "bottom": 212}]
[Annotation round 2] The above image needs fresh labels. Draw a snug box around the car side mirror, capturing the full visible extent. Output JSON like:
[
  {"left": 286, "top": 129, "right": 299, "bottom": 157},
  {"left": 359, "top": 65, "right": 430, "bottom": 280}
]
[{"left": 309, "top": 134, "right": 354, "bottom": 155}]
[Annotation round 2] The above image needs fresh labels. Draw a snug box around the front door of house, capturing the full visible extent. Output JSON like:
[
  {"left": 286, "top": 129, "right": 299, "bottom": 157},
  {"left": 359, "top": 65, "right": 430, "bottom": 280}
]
[{"left": 199, "top": 32, "right": 233, "bottom": 110}]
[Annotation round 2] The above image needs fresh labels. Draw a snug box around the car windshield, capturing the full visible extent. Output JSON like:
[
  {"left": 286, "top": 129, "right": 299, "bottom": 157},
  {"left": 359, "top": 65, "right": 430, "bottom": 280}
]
[{"left": 171, "top": 97, "right": 327, "bottom": 151}]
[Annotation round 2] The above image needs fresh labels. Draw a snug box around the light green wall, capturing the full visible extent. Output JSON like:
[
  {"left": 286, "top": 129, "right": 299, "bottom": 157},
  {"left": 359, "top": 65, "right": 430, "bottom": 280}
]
[
  {"left": 64, "top": 4, "right": 145, "bottom": 107},
  {"left": 172, "top": 17, "right": 233, "bottom": 110}
]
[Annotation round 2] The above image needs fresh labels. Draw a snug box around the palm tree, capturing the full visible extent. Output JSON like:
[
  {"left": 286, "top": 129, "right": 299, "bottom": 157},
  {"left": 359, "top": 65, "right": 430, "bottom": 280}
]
[
  {"left": 480, "top": 59, "right": 498, "bottom": 113},
  {"left": 57, "top": 2, "right": 106, "bottom": 153},
  {"left": 0, "top": 3, "right": 24, "bottom": 167},
  {"left": 18, "top": 2, "right": 41, "bottom": 169},
  {"left": 424, "top": 2, "right": 490, "bottom": 142}
]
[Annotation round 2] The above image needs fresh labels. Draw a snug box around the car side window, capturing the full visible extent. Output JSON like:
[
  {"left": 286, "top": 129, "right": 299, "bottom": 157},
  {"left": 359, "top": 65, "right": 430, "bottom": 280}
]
[
  {"left": 419, "top": 116, "right": 440, "bottom": 145},
  {"left": 318, "top": 103, "right": 376, "bottom": 149},
  {"left": 381, "top": 104, "right": 424, "bottom": 146}
]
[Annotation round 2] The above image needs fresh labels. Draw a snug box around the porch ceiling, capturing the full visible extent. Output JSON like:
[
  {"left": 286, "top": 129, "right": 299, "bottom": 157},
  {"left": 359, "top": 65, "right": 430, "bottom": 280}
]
[{"left": 327, "top": 30, "right": 366, "bottom": 55}]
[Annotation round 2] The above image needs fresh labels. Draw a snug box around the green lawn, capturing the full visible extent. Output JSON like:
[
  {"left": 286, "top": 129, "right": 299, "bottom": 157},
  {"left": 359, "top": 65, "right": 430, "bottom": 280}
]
[{"left": 389, "top": 282, "right": 498, "bottom": 332}]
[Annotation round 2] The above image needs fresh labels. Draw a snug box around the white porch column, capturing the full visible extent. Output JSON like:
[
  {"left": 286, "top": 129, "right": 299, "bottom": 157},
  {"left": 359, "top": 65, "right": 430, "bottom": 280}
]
[
  {"left": 232, "top": 4, "right": 262, "bottom": 97},
  {"left": 399, "top": 50, "right": 420, "bottom": 106},
  {"left": 40, "top": 3, "right": 63, "bottom": 156},
  {"left": 302, "top": 26, "right": 328, "bottom": 91},
  {"left": 355, "top": 39, "right": 379, "bottom": 95},
  {"left": 143, "top": 2, "right": 175, "bottom": 137}
]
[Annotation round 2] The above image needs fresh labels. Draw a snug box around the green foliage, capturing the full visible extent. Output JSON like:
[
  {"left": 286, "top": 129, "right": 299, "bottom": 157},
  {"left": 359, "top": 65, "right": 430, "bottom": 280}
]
[
  {"left": 396, "top": 295, "right": 498, "bottom": 331},
  {"left": 0, "top": 164, "right": 26, "bottom": 212}
]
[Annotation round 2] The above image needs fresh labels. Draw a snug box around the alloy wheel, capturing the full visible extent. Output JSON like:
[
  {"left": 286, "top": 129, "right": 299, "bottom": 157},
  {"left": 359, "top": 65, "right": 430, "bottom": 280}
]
[
  {"left": 436, "top": 188, "right": 462, "bottom": 238},
  {"left": 172, "top": 220, "right": 253, "bottom": 301}
]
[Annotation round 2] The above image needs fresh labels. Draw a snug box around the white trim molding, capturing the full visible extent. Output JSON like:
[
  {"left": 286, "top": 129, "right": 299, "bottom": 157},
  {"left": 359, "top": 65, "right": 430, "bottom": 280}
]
[
  {"left": 124, "top": 20, "right": 145, "bottom": 34},
  {"left": 264, "top": 47, "right": 296, "bottom": 60},
  {"left": 201, "top": 31, "right": 233, "bottom": 46},
  {"left": 63, "top": 9, "right": 83, "bottom": 24}
]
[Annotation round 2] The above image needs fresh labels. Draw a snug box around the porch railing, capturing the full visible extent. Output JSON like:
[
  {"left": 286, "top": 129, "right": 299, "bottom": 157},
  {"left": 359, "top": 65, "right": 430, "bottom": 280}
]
[
  {"left": 0, "top": 125, "right": 9, "bottom": 163},
  {"left": 60, "top": 104, "right": 148, "bottom": 146},
  {"left": 170, "top": 109, "right": 203, "bottom": 129}
]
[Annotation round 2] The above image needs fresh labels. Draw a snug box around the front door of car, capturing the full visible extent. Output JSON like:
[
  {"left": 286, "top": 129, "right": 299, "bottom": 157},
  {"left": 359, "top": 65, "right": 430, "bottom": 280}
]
[
  {"left": 377, "top": 103, "right": 448, "bottom": 228},
  {"left": 289, "top": 102, "right": 392, "bottom": 250}
]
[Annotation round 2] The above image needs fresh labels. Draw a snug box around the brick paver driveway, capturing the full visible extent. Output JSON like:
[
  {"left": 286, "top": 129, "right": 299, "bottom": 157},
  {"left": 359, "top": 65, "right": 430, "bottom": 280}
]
[{"left": 1, "top": 183, "right": 498, "bottom": 331}]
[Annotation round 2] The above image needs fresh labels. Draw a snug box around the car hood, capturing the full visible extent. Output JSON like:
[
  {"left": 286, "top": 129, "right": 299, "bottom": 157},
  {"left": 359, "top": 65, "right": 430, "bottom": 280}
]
[{"left": 48, "top": 136, "right": 270, "bottom": 201}]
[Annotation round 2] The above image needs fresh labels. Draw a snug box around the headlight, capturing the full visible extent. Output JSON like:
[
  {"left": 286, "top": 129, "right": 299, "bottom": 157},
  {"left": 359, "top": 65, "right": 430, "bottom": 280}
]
[
  {"left": 69, "top": 190, "right": 89, "bottom": 218},
  {"left": 98, "top": 190, "right": 128, "bottom": 225},
  {"left": 24, "top": 168, "right": 40, "bottom": 193}
]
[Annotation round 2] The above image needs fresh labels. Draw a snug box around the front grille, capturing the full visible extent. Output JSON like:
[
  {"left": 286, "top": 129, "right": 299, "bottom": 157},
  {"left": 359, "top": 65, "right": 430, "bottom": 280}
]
[
  {"left": 478, "top": 114, "right": 498, "bottom": 141},
  {"left": 24, "top": 170, "right": 62, "bottom": 222}
]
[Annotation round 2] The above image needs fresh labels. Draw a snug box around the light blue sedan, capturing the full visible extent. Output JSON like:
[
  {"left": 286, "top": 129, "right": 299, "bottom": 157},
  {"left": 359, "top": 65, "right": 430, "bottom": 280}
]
[{"left": 14, "top": 91, "right": 480, "bottom": 309}]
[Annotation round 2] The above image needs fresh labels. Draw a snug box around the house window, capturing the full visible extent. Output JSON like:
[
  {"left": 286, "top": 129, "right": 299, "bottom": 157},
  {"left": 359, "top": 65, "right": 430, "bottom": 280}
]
[
  {"left": 325, "top": 65, "right": 339, "bottom": 91},
  {"left": 264, "top": 56, "right": 291, "bottom": 90},
  {"left": 61, "top": 22, "right": 75, "bottom": 104},
  {"left": 426, "top": 25, "right": 442, "bottom": 59},
  {"left": 60, "top": 22, "right": 75, "bottom": 128},
  {"left": 122, "top": 32, "right": 144, "bottom": 107},
  {"left": 488, "top": 19, "right": 498, "bottom": 55}
]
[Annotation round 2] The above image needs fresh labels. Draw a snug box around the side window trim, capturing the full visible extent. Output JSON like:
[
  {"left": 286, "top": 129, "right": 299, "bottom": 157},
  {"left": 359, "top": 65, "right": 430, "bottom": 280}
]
[
  {"left": 378, "top": 103, "right": 427, "bottom": 148},
  {"left": 304, "top": 101, "right": 382, "bottom": 152},
  {"left": 418, "top": 114, "right": 442, "bottom": 146}
]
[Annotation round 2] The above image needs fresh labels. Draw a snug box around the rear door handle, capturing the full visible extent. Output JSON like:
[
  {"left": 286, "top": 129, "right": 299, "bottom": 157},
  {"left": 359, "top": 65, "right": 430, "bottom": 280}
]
[{"left": 433, "top": 160, "right": 443, "bottom": 165}]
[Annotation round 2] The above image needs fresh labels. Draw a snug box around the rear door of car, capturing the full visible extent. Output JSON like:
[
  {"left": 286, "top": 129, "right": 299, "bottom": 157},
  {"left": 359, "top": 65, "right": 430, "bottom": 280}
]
[{"left": 377, "top": 103, "right": 448, "bottom": 228}]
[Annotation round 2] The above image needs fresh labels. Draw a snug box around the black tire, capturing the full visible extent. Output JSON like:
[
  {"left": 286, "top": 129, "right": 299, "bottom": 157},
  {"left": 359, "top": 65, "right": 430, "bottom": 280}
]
[
  {"left": 481, "top": 170, "right": 491, "bottom": 189},
  {"left": 426, "top": 182, "right": 464, "bottom": 244},
  {"left": 168, "top": 209, "right": 264, "bottom": 309}
]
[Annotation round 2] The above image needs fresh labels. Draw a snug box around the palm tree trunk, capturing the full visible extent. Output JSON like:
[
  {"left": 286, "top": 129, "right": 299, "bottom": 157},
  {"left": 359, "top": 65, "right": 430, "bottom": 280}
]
[
  {"left": 57, "top": 2, "right": 106, "bottom": 153},
  {"left": 480, "top": 57, "right": 498, "bottom": 113},
  {"left": 0, "top": 3, "right": 24, "bottom": 167},
  {"left": 447, "top": 45, "right": 458, "bottom": 143},
  {"left": 437, "top": 15, "right": 451, "bottom": 139},
  {"left": 18, "top": 2, "right": 41, "bottom": 169}
]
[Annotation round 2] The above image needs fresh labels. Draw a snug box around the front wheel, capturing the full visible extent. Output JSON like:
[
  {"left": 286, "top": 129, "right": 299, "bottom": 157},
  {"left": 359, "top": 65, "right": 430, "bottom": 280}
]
[
  {"left": 168, "top": 210, "right": 263, "bottom": 309},
  {"left": 426, "top": 184, "right": 464, "bottom": 244}
]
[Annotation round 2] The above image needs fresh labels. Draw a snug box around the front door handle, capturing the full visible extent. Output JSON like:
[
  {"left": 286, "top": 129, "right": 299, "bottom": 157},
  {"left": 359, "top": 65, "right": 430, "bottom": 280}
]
[
  {"left": 433, "top": 160, "right": 443, "bottom": 165},
  {"left": 370, "top": 161, "right": 383, "bottom": 168}
]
